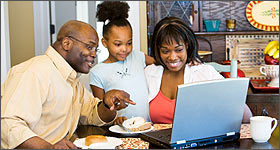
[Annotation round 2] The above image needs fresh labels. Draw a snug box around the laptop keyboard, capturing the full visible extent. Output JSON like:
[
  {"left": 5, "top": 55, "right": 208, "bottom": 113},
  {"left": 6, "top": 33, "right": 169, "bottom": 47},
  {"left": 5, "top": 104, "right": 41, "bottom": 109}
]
[
  {"left": 142, "top": 128, "right": 171, "bottom": 143},
  {"left": 154, "top": 129, "right": 171, "bottom": 140}
]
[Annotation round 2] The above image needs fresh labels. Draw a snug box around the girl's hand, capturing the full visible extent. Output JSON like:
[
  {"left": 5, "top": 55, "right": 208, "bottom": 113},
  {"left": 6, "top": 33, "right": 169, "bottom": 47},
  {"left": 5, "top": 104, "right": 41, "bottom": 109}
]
[{"left": 113, "top": 116, "right": 127, "bottom": 125}]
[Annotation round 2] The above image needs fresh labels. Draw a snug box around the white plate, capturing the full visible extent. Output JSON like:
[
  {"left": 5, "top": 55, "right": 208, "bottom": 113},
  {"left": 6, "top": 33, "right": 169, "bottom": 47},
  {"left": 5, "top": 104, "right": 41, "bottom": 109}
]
[
  {"left": 109, "top": 125, "right": 154, "bottom": 136},
  {"left": 73, "top": 136, "right": 123, "bottom": 149}
]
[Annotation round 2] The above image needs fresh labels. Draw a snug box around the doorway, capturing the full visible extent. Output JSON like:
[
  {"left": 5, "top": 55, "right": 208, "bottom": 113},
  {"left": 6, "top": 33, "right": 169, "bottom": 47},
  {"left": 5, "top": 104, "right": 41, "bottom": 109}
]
[
  {"left": 49, "top": 1, "right": 76, "bottom": 44},
  {"left": 33, "top": 1, "right": 96, "bottom": 55},
  {"left": 49, "top": 1, "right": 96, "bottom": 44}
]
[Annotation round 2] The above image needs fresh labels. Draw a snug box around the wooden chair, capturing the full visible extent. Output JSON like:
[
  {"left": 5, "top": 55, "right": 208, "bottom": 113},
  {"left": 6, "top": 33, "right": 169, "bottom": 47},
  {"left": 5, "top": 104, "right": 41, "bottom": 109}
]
[
  {"left": 205, "top": 59, "right": 238, "bottom": 78},
  {"left": 197, "top": 36, "right": 213, "bottom": 61}
]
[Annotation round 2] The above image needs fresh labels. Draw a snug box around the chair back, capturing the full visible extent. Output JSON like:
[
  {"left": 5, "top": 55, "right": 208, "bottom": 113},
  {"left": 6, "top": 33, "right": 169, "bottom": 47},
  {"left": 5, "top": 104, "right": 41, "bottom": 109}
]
[{"left": 205, "top": 59, "right": 237, "bottom": 78}]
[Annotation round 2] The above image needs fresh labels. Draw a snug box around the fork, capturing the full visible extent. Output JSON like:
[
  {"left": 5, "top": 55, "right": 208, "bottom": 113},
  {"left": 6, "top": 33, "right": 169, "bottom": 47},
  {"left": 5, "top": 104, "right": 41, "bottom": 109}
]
[{"left": 118, "top": 123, "right": 132, "bottom": 132}]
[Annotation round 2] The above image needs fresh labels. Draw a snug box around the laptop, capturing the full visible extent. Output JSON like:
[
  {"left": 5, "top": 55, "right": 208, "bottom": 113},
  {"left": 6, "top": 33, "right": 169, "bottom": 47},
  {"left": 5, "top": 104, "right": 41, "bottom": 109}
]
[{"left": 140, "top": 78, "right": 249, "bottom": 149}]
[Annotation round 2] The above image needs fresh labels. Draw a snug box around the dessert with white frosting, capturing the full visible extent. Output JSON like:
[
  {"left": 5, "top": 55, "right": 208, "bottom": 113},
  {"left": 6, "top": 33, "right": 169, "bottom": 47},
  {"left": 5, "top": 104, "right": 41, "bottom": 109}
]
[{"left": 122, "top": 117, "right": 152, "bottom": 132}]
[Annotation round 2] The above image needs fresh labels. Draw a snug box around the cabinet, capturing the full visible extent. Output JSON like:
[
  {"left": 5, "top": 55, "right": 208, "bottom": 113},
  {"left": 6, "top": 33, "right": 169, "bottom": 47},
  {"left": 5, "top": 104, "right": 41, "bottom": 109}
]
[
  {"left": 247, "top": 87, "right": 279, "bottom": 119},
  {"left": 146, "top": 1, "right": 279, "bottom": 62},
  {"left": 146, "top": 1, "right": 279, "bottom": 119},
  {"left": 147, "top": 1, "right": 198, "bottom": 55}
]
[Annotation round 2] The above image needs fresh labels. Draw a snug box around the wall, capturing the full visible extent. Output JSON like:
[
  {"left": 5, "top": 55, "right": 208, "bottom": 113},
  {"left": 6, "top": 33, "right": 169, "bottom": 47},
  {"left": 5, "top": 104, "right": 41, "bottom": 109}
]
[
  {"left": 127, "top": 1, "right": 141, "bottom": 53},
  {"left": 139, "top": 1, "right": 148, "bottom": 54},
  {"left": 96, "top": 1, "right": 143, "bottom": 63},
  {"left": 6, "top": 1, "right": 145, "bottom": 66},
  {"left": 1, "top": 1, "right": 11, "bottom": 84},
  {"left": 8, "top": 1, "right": 35, "bottom": 66}
]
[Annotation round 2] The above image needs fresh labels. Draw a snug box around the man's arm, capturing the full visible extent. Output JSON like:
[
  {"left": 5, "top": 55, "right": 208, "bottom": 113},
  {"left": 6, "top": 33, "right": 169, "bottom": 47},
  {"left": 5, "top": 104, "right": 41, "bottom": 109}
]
[
  {"left": 16, "top": 137, "right": 54, "bottom": 149},
  {"left": 97, "top": 101, "right": 117, "bottom": 122},
  {"left": 1, "top": 71, "right": 53, "bottom": 149},
  {"left": 16, "top": 136, "right": 77, "bottom": 149},
  {"left": 97, "top": 89, "right": 136, "bottom": 123}
]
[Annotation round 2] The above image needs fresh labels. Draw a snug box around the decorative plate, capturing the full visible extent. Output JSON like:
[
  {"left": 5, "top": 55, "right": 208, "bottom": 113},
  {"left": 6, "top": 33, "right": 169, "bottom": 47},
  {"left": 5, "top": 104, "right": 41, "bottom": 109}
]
[{"left": 246, "top": 1, "right": 279, "bottom": 31}]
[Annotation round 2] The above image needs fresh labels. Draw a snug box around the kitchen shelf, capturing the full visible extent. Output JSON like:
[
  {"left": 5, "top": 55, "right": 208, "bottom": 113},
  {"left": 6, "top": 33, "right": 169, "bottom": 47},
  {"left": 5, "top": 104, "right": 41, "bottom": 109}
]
[{"left": 195, "top": 31, "right": 279, "bottom": 35}]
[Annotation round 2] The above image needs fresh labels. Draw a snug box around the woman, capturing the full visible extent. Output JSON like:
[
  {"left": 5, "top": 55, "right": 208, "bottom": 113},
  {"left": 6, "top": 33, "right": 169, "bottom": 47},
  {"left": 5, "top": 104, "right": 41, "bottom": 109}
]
[{"left": 145, "top": 16, "right": 252, "bottom": 124}]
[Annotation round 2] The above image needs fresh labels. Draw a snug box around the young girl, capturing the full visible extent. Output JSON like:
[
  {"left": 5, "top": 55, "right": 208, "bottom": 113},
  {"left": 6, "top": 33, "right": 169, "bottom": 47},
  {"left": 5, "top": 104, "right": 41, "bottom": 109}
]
[
  {"left": 89, "top": 1, "right": 154, "bottom": 123},
  {"left": 145, "top": 16, "right": 253, "bottom": 124}
]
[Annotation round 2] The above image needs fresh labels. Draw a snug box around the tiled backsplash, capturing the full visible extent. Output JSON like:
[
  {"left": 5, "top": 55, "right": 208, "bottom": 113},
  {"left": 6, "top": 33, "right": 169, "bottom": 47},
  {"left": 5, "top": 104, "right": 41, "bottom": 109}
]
[{"left": 226, "top": 34, "right": 279, "bottom": 79}]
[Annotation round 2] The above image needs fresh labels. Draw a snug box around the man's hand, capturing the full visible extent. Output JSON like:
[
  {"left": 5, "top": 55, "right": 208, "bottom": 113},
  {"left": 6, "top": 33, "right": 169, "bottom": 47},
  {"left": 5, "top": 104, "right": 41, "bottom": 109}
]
[
  {"left": 53, "top": 138, "right": 77, "bottom": 149},
  {"left": 97, "top": 89, "right": 135, "bottom": 123},
  {"left": 103, "top": 89, "right": 136, "bottom": 111}
]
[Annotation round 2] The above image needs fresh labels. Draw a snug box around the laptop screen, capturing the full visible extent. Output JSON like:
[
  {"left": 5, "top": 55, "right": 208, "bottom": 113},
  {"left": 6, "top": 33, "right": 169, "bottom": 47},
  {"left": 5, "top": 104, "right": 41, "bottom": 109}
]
[{"left": 170, "top": 78, "right": 249, "bottom": 144}]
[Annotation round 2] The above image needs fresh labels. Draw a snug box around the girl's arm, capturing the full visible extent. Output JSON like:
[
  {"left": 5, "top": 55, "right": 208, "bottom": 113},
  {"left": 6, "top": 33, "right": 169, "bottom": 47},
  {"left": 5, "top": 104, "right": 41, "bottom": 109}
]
[
  {"left": 145, "top": 54, "right": 155, "bottom": 65},
  {"left": 90, "top": 85, "right": 105, "bottom": 100}
]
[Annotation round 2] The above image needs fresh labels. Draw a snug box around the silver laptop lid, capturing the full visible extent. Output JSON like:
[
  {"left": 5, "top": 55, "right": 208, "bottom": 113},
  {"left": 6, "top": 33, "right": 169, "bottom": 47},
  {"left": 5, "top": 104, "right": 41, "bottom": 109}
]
[{"left": 171, "top": 78, "right": 249, "bottom": 144}]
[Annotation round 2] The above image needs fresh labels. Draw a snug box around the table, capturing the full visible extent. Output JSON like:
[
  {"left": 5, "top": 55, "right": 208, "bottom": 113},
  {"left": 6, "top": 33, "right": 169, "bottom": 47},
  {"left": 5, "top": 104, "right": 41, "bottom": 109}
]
[{"left": 71, "top": 123, "right": 279, "bottom": 149}]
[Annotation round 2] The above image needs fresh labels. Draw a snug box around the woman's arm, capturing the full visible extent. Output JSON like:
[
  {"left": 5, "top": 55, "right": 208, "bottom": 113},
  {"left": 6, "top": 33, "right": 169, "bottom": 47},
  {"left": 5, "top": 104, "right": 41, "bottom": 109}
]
[
  {"left": 145, "top": 54, "right": 155, "bottom": 65},
  {"left": 242, "top": 104, "right": 253, "bottom": 123}
]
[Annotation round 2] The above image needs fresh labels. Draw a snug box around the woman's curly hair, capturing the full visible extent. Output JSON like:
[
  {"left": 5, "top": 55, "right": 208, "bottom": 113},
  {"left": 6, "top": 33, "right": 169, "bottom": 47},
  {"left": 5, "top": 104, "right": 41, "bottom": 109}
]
[{"left": 96, "top": 1, "right": 132, "bottom": 39}]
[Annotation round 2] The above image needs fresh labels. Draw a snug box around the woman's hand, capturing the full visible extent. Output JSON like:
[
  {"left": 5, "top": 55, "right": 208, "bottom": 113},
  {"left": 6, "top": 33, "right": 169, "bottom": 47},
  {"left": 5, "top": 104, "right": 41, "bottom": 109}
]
[{"left": 188, "top": 58, "right": 202, "bottom": 66}]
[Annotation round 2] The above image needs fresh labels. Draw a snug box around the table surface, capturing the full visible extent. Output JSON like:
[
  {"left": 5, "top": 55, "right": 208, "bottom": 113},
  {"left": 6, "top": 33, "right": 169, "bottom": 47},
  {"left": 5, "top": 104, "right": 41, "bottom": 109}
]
[{"left": 72, "top": 123, "right": 279, "bottom": 149}]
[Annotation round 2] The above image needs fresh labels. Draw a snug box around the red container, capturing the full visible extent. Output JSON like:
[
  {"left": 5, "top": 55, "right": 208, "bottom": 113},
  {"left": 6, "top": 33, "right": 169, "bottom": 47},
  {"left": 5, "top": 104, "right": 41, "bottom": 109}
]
[{"left": 220, "top": 60, "right": 245, "bottom": 78}]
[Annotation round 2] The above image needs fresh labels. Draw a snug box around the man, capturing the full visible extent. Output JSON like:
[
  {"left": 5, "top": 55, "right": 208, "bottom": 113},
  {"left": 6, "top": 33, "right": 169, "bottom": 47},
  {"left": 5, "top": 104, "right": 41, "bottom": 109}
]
[{"left": 1, "top": 20, "right": 135, "bottom": 149}]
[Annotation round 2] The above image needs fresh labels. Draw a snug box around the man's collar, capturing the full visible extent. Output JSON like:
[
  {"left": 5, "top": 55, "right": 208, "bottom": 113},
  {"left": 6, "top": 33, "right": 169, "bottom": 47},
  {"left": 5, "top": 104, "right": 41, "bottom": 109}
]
[{"left": 45, "top": 46, "right": 79, "bottom": 82}]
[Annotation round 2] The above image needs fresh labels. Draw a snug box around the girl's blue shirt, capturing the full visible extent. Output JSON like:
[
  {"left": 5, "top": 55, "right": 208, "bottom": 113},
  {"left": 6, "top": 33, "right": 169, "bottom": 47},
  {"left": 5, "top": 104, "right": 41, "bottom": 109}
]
[{"left": 89, "top": 50, "right": 150, "bottom": 121}]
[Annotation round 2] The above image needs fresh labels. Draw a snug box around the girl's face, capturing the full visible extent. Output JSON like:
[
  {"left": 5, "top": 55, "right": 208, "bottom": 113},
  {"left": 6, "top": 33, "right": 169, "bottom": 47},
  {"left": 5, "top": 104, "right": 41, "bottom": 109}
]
[
  {"left": 102, "top": 25, "right": 132, "bottom": 62},
  {"left": 159, "top": 39, "right": 188, "bottom": 72}
]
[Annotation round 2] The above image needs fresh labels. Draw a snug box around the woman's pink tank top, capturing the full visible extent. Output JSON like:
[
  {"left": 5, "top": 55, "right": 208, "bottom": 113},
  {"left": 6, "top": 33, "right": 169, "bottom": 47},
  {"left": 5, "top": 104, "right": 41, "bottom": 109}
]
[{"left": 149, "top": 90, "right": 176, "bottom": 124}]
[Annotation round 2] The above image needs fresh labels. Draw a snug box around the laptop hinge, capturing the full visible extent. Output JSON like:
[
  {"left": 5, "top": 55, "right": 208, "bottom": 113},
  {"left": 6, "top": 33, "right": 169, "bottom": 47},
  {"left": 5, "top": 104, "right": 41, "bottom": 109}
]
[
  {"left": 226, "top": 132, "right": 235, "bottom": 136},
  {"left": 176, "top": 140, "right": 186, "bottom": 144}
]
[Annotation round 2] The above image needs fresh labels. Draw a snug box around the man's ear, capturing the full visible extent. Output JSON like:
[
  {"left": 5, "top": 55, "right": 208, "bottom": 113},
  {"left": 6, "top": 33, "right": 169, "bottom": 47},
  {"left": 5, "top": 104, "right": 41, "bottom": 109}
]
[
  {"left": 101, "top": 37, "right": 107, "bottom": 48},
  {"left": 61, "top": 37, "right": 73, "bottom": 51}
]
